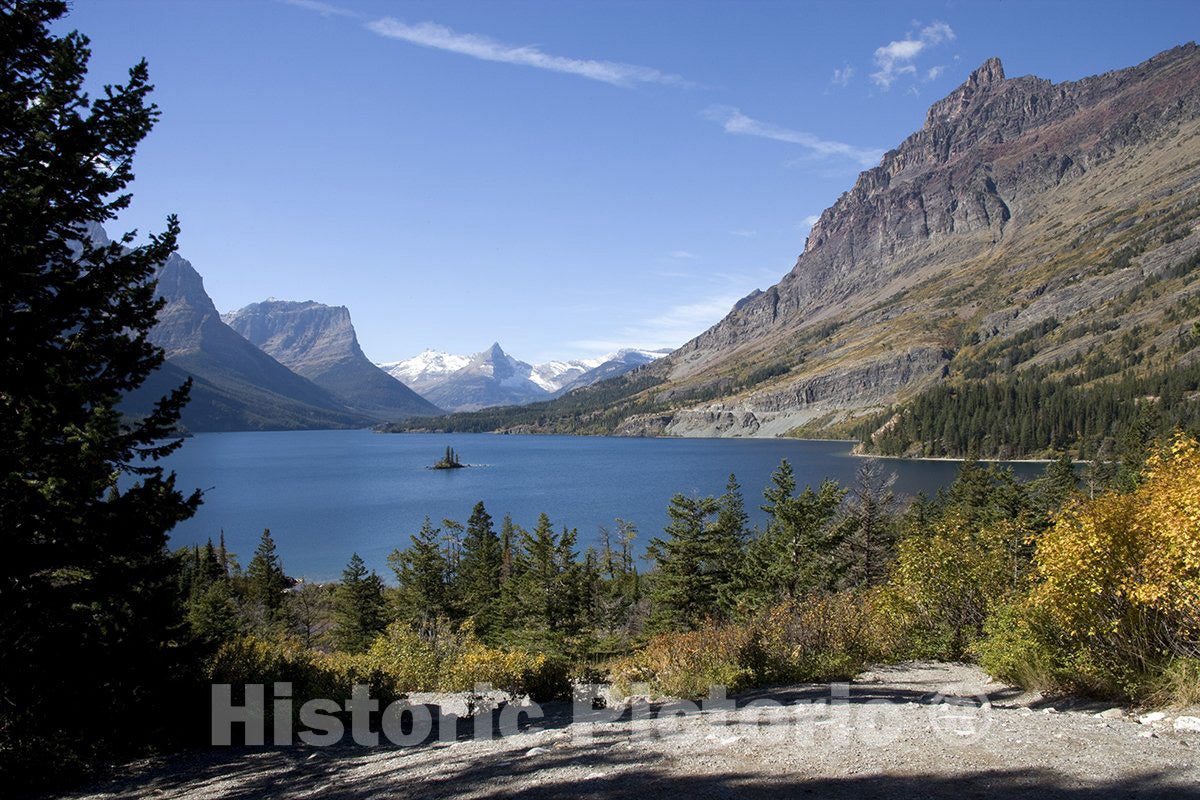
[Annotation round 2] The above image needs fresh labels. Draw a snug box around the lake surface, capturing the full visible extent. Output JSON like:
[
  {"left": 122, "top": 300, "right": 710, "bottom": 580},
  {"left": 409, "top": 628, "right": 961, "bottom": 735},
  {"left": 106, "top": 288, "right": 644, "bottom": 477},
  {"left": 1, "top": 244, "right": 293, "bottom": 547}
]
[{"left": 160, "top": 431, "right": 1048, "bottom": 582}]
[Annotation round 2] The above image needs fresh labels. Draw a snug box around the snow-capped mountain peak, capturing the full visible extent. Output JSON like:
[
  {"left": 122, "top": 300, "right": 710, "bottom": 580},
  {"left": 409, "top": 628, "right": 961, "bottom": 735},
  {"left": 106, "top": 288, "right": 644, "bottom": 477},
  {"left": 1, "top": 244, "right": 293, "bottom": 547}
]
[{"left": 377, "top": 343, "right": 671, "bottom": 411}]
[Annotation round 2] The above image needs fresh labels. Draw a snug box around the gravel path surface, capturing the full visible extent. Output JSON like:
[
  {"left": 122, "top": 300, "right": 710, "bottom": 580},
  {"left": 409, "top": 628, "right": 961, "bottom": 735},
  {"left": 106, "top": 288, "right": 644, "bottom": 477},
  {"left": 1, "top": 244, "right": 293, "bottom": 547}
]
[{"left": 55, "top": 662, "right": 1200, "bottom": 799}]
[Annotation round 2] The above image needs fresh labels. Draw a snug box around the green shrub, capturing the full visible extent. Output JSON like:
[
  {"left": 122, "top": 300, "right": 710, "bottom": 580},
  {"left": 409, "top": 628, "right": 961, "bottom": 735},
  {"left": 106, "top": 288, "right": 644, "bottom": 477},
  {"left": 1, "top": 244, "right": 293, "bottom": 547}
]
[
  {"left": 975, "top": 601, "right": 1064, "bottom": 691},
  {"left": 1150, "top": 658, "right": 1200, "bottom": 706},
  {"left": 881, "top": 513, "right": 1027, "bottom": 660}
]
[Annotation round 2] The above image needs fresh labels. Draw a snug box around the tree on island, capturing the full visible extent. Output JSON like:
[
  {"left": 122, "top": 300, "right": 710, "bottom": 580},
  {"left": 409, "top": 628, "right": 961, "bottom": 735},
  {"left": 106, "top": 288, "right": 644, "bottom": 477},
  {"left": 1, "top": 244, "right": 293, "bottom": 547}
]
[
  {"left": 0, "top": 0, "right": 200, "bottom": 785},
  {"left": 432, "top": 445, "right": 465, "bottom": 469}
]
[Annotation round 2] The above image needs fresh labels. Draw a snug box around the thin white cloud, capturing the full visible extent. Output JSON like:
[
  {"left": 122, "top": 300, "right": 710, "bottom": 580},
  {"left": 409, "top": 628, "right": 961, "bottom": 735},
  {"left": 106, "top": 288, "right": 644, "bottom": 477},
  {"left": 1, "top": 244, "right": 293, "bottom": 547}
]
[
  {"left": 569, "top": 265, "right": 782, "bottom": 355},
  {"left": 280, "top": 0, "right": 361, "bottom": 18},
  {"left": 926, "top": 65, "right": 945, "bottom": 81},
  {"left": 571, "top": 292, "right": 747, "bottom": 353},
  {"left": 730, "top": 229, "right": 758, "bottom": 238},
  {"left": 871, "top": 21, "right": 955, "bottom": 90},
  {"left": 704, "top": 106, "right": 883, "bottom": 167},
  {"left": 802, "top": 214, "right": 821, "bottom": 227},
  {"left": 669, "top": 250, "right": 697, "bottom": 260},
  {"left": 831, "top": 63, "right": 855, "bottom": 87},
  {"left": 365, "top": 18, "right": 691, "bottom": 88}
]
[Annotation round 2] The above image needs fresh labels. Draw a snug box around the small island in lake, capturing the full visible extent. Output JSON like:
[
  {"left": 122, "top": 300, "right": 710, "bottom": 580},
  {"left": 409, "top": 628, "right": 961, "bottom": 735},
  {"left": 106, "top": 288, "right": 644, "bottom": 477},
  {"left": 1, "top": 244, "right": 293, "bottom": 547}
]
[{"left": 431, "top": 446, "right": 466, "bottom": 470}]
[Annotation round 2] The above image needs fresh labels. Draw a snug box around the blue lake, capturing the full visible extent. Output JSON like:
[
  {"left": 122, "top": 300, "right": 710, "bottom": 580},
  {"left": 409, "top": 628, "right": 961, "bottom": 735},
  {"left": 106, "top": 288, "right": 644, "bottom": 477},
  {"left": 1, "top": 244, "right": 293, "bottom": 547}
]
[{"left": 160, "top": 431, "right": 1048, "bottom": 582}]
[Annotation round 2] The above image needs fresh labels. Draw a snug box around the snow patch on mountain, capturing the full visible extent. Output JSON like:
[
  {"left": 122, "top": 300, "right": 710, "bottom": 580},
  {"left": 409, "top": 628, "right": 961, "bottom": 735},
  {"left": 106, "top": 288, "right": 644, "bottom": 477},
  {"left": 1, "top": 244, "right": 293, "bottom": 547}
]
[{"left": 379, "top": 350, "right": 471, "bottom": 393}]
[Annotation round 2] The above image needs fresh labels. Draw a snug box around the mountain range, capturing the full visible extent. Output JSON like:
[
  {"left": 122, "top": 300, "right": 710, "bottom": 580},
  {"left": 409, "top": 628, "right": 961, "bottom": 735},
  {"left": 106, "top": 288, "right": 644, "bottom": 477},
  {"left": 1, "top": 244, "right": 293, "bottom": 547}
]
[
  {"left": 383, "top": 44, "right": 1200, "bottom": 456},
  {"left": 379, "top": 345, "right": 668, "bottom": 412},
  {"left": 123, "top": 234, "right": 664, "bottom": 428},
  {"left": 128, "top": 43, "right": 1200, "bottom": 451},
  {"left": 122, "top": 244, "right": 369, "bottom": 431},
  {"left": 124, "top": 244, "right": 441, "bottom": 430}
]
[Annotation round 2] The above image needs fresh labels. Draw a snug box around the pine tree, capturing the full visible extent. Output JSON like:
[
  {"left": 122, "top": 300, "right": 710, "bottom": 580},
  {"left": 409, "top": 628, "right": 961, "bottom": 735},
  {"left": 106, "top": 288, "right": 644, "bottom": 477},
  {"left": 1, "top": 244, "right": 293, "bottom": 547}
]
[
  {"left": 0, "top": 1, "right": 200, "bottom": 781},
  {"left": 555, "top": 524, "right": 587, "bottom": 639},
  {"left": 836, "top": 461, "right": 898, "bottom": 588},
  {"left": 186, "top": 578, "right": 241, "bottom": 646},
  {"left": 499, "top": 513, "right": 516, "bottom": 581},
  {"left": 440, "top": 518, "right": 464, "bottom": 611},
  {"left": 333, "top": 553, "right": 388, "bottom": 653},
  {"left": 711, "top": 474, "right": 749, "bottom": 614},
  {"left": 178, "top": 537, "right": 239, "bottom": 646},
  {"left": 1044, "top": 453, "right": 1077, "bottom": 498},
  {"left": 388, "top": 517, "right": 450, "bottom": 631},
  {"left": 217, "top": 530, "right": 233, "bottom": 574},
  {"left": 647, "top": 493, "right": 718, "bottom": 631},
  {"left": 593, "top": 519, "right": 640, "bottom": 651},
  {"left": 245, "top": 529, "right": 288, "bottom": 625},
  {"left": 519, "top": 513, "right": 561, "bottom": 634},
  {"left": 457, "top": 501, "right": 503, "bottom": 638},
  {"left": 285, "top": 582, "right": 335, "bottom": 649},
  {"left": 494, "top": 515, "right": 526, "bottom": 632},
  {"left": 745, "top": 462, "right": 845, "bottom": 606}
]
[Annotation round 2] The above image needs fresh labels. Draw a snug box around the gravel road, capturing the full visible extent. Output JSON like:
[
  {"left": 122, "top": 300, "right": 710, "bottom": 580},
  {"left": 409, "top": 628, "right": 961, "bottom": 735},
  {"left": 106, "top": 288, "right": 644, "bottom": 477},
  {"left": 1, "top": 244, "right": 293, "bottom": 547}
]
[{"left": 54, "top": 662, "right": 1200, "bottom": 799}]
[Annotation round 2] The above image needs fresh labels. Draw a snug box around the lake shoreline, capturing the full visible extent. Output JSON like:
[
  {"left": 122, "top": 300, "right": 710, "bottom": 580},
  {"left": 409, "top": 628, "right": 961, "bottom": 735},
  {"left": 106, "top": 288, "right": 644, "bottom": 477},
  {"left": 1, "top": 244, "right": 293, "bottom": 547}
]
[{"left": 378, "top": 427, "right": 1068, "bottom": 464}]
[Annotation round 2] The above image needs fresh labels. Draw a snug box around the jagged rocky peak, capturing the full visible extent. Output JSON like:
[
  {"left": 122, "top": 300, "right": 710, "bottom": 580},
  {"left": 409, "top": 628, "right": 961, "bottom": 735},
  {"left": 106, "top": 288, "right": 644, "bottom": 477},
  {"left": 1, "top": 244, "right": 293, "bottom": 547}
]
[{"left": 925, "top": 57, "right": 1006, "bottom": 126}]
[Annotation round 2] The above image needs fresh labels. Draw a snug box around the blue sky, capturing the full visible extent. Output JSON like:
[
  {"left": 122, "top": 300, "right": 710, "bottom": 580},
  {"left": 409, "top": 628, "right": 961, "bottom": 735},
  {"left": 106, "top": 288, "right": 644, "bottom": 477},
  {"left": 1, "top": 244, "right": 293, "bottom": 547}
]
[{"left": 63, "top": 0, "right": 1200, "bottom": 364}]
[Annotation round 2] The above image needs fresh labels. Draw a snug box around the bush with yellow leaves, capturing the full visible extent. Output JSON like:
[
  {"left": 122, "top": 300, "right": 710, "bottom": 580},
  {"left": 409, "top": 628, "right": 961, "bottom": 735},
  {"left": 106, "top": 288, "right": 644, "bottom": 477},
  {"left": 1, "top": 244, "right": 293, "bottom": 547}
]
[
  {"left": 366, "top": 620, "right": 570, "bottom": 699},
  {"left": 980, "top": 433, "right": 1200, "bottom": 700},
  {"left": 206, "top": 634, "right": 405, "bottom": 714}
]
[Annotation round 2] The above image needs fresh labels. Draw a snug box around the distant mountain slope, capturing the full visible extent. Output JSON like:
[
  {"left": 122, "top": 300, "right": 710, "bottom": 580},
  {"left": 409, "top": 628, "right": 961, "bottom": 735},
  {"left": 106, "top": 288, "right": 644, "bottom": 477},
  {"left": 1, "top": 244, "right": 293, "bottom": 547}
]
[
  {"left": 628, "top": 45, "right": 1200, "bottom": 444},
  {"left": 223, "top": 300, "right": 440, "bottom": 418},
  {"left": 554, "top": 349, "right": 671, "bottom": 396},
  {"left": 530, "top": 358, "right": 604, "bottom": 393},
  {"left": 126, "top": 252, "right": 369, "bottom": 431},
  {"left": 383, "top": 44, "right": 1200, "bottom": 456}
]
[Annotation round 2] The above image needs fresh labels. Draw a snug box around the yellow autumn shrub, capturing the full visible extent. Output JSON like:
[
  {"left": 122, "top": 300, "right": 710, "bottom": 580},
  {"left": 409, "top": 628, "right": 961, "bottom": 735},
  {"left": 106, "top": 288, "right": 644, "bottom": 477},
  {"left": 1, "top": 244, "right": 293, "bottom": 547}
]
[{"left": 987, "top": 433, "right": 1200, "bottom": 699}]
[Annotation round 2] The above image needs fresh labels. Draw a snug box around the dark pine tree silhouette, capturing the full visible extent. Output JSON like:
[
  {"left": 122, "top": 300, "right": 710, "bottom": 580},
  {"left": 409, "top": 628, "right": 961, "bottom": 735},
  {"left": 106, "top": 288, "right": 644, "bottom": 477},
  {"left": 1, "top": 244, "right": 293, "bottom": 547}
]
[{"left": 0, "top": 0, "right": 201, "bottom": 784}]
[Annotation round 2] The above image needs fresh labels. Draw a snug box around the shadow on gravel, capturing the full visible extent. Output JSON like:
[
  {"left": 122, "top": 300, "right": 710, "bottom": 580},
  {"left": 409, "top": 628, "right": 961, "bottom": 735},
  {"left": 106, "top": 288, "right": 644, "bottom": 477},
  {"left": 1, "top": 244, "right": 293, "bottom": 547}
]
[
  {"left": 51, "top": 685, "right": 1196, "bottom": 800},
  {"left": 60, "top": 742, "right": 1200, "bottom": 800}
]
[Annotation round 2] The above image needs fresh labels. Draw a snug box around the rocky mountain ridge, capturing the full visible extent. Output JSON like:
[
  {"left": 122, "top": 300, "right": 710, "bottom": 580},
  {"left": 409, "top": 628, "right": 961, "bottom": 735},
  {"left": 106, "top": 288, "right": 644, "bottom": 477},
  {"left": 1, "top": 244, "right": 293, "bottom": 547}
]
[
  {"left": 127, "top": 250, "right": 370, "bottom": 431},
  {"left": 619, "top": 43, "right": 1200, "bottom": 438},
  {"left": 223, "top": 300, "right": 440, "bottom": 418}
]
